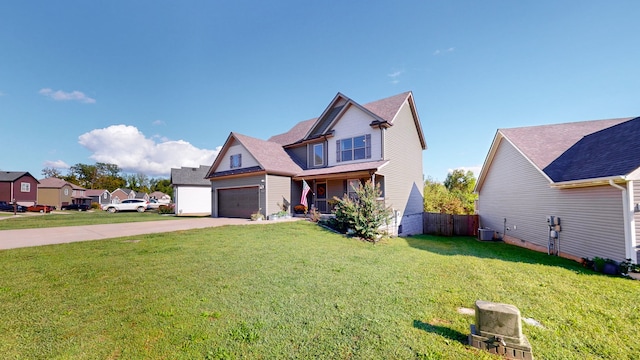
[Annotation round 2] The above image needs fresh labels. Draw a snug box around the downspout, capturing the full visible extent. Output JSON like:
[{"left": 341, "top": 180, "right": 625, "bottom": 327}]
[{"left": 609, "top": 180, "right": 635, "bottom": 261}]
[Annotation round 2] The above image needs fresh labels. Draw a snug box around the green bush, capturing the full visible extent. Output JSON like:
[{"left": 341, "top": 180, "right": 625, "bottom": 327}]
[
  {"left": 332, "top": 180, "right": 391, "bottom": 242},
  {"left": 158, "top": 204, "right": 175, "bottom": 215}
]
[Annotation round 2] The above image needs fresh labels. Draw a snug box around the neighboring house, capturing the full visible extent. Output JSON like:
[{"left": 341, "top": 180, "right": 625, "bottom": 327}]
[
  {"left": 149, "top": 191, "right": 171, "bottom": 204},
  {"left": 171, "top": 165, "right": 211, "bottom": 216},
  {"left": 0, "top": 171, "right": 39, "bottom": 206},
  {"left": 110, "top": 188, "right": 136, "bottom": 203},
  {"left": 38, "top": 177, "right": 90, "bottom": 209},
  {"left": 476, "top": 116, "right": 640, "bottom": 263},
  {"left": 206, "top": 91, "right": 426, "bottom": 236},
  {"left": 70, "top": 183, "right": 92, "bottom": 206},
  {"left": 135, "top": 192, "right": 150, "bottom": 202},
  {"left": 86, "top": 189, "right": 112, "bottom": 206}
]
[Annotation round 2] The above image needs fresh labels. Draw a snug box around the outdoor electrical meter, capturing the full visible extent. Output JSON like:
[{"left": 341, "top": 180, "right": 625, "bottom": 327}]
[{"left": 547, "top": 216, "right": 561, "bottom": 255}]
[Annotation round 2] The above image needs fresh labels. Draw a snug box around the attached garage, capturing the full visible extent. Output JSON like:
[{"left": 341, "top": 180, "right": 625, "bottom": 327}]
[{"left": 217, "top": 187, "right": 259, "bottom": 218}]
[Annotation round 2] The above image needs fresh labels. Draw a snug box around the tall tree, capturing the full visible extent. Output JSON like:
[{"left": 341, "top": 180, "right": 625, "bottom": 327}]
[
  {"left": 151, "top": 178, "right": 173, "bottom": 197},
  {"left": 423, "top": 177, "right": 466, "bottom": 214},
  {"left": 443, "top": 169, "right": 477, "bottom": 214},
  {"left": 41, "top": 167, "right": 62, "bottom": 178}
]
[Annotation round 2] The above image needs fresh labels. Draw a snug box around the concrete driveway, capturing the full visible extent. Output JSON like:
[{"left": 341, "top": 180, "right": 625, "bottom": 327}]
[{"left": 0, "top": 217, "right": 300, "bottom": 250}]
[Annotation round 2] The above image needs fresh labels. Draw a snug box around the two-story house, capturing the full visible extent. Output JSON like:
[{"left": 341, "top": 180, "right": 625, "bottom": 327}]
[
  {"left": 38, "top": 177, "right": 92, "bottom": 209},
  {"left": 0, "top": 171, "right": 39, "bottom": 206},
  {"left": 206, "top": 91, "right": 426, "bottom": 236}
]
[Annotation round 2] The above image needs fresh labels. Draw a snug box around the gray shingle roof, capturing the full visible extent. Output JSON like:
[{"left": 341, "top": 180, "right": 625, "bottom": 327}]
[
  {"left": 499, "top": 117, "right": 638, "bottom": 182},
  {"left": 171, "top": 165, "right": 211, "bottom": 186},
  {"left": 543, "top": 117, "right": 640, "bottom": 182},
  {"left": 0, "top": 171, "right": 36, "bottom": 182}
]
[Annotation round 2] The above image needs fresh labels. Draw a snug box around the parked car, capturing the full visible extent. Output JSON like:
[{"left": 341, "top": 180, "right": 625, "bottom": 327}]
[
  {"left": 0, "top": 201, "right": 26, "bottom": 212},
  {"left": 61, "top": 203, "right": 90, "bottom": 211},
  {"left": 102, "top": 199, "right": 149, "bottom": 213},
  {"left": 27, "top": 204, "right": 54, "bottom": 213},
  {"left": 146, "top": 199, "right": 162, "bottom": 210}
]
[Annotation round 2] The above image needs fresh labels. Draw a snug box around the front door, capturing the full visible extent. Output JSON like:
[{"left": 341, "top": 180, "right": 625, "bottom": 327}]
[{"left": 315, "top": 182, "right": 327, "bottom": 213}]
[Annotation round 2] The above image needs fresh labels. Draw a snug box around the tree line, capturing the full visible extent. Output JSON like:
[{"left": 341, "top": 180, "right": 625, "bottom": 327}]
[
  {"left": 424, "top": 169, "right": 477, "bottom": 215},
  {"left": 42, "top": 163, "right": 173, "bottom": 197}
]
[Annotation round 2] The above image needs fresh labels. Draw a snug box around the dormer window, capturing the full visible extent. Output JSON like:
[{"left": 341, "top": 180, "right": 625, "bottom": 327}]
[
  {"left": 336, "top": 134, "right": 371, "bottom": 162},
  {"left": 230, "top": 154, "right": 242, "bottom": 169}
]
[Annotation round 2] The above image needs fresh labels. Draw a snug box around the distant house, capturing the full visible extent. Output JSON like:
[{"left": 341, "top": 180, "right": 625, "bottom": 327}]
[
  {"left": 0, "top": 171, "right": 39, "bottom": 206},
  {"left": 149, "top": 191, "right": 171, "bottom": 203},
  {"left": 171, "top": 165, "right": 211, "bottom": 216},
  {"left": 38, "top": 177, "right": 90, "bottom": 209},
  {"left": 476, "top": 117, "right": 640, "bottom": 263},
  {"left": 205, "top": 91, "right": 426, "bottom": 235},
  {"left": 110, "top": 188, "right": 136, "bottom": 203},
  {"left": 86, "top": 189, "right": 111, "bottom": 206},
  {"left": 135, "top": 192, "right": 150, "bottom": 202}
]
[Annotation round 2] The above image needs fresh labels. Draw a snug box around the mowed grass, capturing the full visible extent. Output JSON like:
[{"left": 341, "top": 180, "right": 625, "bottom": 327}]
[
  {"left": 0, "top": 210, "right": 180, "bottom": 230},
  {"left": 0, "top": 221, "right": 638, "bottom": 359}
]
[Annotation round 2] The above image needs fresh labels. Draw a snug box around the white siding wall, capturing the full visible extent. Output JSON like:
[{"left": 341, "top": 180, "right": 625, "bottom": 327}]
[
  {"left": 377, "top": 101, "right": 424, "bottom": 235},
  {"left": 478, "top": 140, "right": 627, "bottom": 261},
  {"left": 216, "top": 141, "right": 260, "bottom": 172},
  {"left": 174, "top": 185, "right": 211, "bottom": 216},
  {"left": 328, "top": 106, "right": 383, "bottom": 166},
  {"left": 266, "top": 175, "right": 292, "bottom": 216}
]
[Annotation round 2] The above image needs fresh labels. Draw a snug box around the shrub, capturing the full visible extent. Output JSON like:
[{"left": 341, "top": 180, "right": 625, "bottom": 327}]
[
  {"left": 158, "top": 204, "right": 175, "bottom": 215},
  {"left": 332, "top": 180, "right": 391, "bottom": 242},
  {"left": 293, "top": 204, "right": 307, "bottom": 214}
]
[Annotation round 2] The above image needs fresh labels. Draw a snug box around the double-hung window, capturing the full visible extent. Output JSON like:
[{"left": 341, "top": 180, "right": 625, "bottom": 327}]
[
  {"left": 230, "top": 154, "right": 242, "bottom": 169},
  {"left": 336, "top": 134, "right": 371, "bottom": 162},
  {"left": 313, "top": 143, "right": 324, "bottom": 167},
  {"left": 20, "top": 183, "right": 30, "bottom": 192}
]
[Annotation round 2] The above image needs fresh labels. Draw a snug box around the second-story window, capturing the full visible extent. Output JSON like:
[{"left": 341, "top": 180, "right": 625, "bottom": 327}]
[
  {"left": 336, "top": 134, "right": 371, "bottom": 162},
  {"left": 230, "top": 154, "right": 242, "bottom": 169},
  {"left": 313, "top": 143, "right": 324, "bottom": 166}
]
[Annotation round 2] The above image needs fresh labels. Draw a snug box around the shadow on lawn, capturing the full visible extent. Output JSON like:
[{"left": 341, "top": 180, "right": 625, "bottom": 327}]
[
  {"left": 412, "top": 320, "right": 468, "bottom": 344},
  {"left": 404, "top": 235, "right": 592, "bottom": 274}
]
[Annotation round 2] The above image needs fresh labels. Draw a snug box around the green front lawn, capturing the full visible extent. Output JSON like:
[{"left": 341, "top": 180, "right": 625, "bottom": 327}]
[
  {"left": 0, "top": 221, "right": 637, "bottom": 359},
  {"left": 0, "top": 210, "right": 179, "bottom": 230}
]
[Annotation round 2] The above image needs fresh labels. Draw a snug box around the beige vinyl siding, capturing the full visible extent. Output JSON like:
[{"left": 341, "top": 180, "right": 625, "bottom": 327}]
[
  {"left": 377, "top": 101, "right": 424, "bottom": 235},
  {"left": 287, "top": 145, "right": 307, "bottom": 168},
  {"left": 478, "top": 140, "right": 626, "bottom": 261},
  {"left": 266, "top": 175, "right": 291, "bottom": 216},
  {"left": 216, "top": 140, "right": 260, "bottom": 172},
  {"left": 328, "top": 106, "right": 382, "bottom": 166},
  {"left": 211, "top": 175, "right": 265, "bottom": 217}
]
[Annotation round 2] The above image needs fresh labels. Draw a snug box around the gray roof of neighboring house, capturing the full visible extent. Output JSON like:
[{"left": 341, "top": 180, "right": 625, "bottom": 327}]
[
  {"left": 543, "top": 117, "right": 640, "bottom": 182},
  {"left": 171, "top": 165, "right": 211, "bottom": 186},
  {"left": 86, "top": 189, "right": 109, "bottom": 197},
  {"left": 38, "top": 177, "right": 79, "bottom": 188},
  {"left": 496, "top": 116, "right": 639, "bottom": 183},
  {"left": 0, "top": 171, "right": 38, "bottom": 182}
]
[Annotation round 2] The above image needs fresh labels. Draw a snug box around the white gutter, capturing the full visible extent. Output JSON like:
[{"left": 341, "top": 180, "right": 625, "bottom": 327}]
[
  {"left": 551, "top": 175, "right": 627, "bottom": 189},
  {"left": 609, "top": 180, "right": 636, "bottom": 261}
]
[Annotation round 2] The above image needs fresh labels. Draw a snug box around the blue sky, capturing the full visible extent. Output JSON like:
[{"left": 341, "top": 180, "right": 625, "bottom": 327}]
[{"left": 1, "top": 1, "right": 639, "bottom": 181}]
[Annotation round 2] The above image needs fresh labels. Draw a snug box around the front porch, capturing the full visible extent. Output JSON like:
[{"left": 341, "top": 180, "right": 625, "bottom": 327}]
[{"left": 293, "top": 175, "right": 385, "bottom": 214}]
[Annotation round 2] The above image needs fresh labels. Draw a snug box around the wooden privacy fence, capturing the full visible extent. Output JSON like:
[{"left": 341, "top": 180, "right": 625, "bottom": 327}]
[{"left": 423, "top": 212, "right": 479, "bottom": 237}]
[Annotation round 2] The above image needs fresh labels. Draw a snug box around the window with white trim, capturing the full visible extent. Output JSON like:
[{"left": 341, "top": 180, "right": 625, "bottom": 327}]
[
  {"left": 20, "top": 182, "right": 30, "bottom": 192},
  {"left": 230, "top": 154, "right": 242, "bottom": 169},
  {"left": 313, "top": 143, "right": 324, "bottom": 167},
  {"left": 336, "top": 134, "right": 371, "bottom": 162}
]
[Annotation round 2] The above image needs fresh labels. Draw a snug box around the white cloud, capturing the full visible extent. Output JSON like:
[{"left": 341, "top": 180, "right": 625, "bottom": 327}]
[
  {"left": 434, "top": 47, "right": 455, "bottom": 55},
  {"left": 78, "top": 124, "right": 220, "bottom": 176},
  {"left": 43, "top": 160, "right": 70, "bottom": 169},
  {"left": 152, "top": 119, "right": 165, "bottom": 126},
  {"left": 39, "top": 88, "right": 96, "bottom": 104},
  {"left": 387, "top": 70, "right": 404, "bottom": 84},
  {"left": 447, "top": 165, "right": 482, "bottom": 177}
]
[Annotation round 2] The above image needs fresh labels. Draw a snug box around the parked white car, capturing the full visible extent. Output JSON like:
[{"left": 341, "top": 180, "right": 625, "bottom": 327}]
[{"left": 102, "top": 199, "right": 149, "bottom": 213}]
